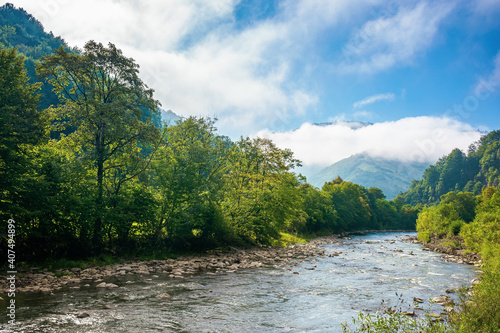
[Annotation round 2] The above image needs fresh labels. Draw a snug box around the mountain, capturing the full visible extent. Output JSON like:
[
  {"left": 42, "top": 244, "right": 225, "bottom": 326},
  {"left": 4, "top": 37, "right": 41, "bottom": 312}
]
[
  {"left": 312, "top": 120, "right": 372, "bottom": 129},
  {"left": 308, "top": 153, "right": 430, "bottom": 199},
  {"left": 0, "top": 3, "right": 71, "bottom": 109},
  {"left": 160, "top": 109, "right": 182, "bottom": 125},
  {"left": 399, "top": 130, "right": 500, "bottom": 205}
]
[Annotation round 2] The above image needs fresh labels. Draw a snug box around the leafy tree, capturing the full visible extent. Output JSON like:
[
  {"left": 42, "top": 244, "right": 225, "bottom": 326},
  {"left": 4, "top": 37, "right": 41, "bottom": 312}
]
[
  {"left": 151, "top": 117, "right": 231, "bottom": 250},
  {"left": 322, "top": 178, "right": 372, "bottom": 231},
  {"left": 0, "top": 47, "right": 44, "bottom": 218},
  {"left": 37, "top": 41, "right": 161, "bottom": 250},
  {"left": 299, "top": 183, "right": 338, "bottom": 233},
  {"left": 222, "top": 137, "right": 303, "bottom": 244}
]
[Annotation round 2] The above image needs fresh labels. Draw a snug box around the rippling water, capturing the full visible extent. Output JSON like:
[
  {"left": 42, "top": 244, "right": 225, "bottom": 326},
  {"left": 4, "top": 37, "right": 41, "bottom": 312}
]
[{"left": 0, "top": 232, "right": 476, "bottom": 332}]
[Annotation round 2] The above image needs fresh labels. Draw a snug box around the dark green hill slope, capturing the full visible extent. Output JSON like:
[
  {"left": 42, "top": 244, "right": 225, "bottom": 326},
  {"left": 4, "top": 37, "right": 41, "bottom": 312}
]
[
  {"left": 308, "top": 153, "right": 429, "bottom": 199},
  {"left": 0, "top": 3, "right": 72, "bottom": 108},
  {"left": 399, "top": 130, "right": 500, "bottom": 205}
]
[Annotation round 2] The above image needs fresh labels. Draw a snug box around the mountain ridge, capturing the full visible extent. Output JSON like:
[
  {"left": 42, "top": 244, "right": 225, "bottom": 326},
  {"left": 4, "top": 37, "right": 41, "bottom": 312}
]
[{"left": 308, "top": 153, "right": 430, "bottom": 199}]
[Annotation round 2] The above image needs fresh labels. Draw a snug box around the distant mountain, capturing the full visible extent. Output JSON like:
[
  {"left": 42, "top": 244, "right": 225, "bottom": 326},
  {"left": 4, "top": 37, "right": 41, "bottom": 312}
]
[
  {"left": 312, "top": 120, "right": 372, "bottom": 129},
  {"left": 399, "top": 130, "right": 500, "bottom": 205},
  {"left": 160, "top": 109, "right": 182, "bottom": 125},
  {"left": 308, "top": 153, "right": 430, "bottom": 200}
]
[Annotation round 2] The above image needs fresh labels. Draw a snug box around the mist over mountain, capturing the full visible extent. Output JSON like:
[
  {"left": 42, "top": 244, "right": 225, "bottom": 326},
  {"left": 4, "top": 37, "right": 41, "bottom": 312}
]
[{"left": 308, "top": 153, "right": 430, "bottom": 199}]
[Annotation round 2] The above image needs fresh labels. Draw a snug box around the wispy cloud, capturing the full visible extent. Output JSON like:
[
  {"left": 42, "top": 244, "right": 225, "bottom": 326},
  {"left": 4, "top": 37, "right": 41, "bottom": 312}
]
[
  {"left": 474, "top": 50, "right": 500, "bottom": 95},
  {"left": 254, "top": 117, "right": 482, "bottom": 171},
  {"left": 340, "top": 1, "right": 455, "bottom": 74},
  {"left": 353, "top": 93, "right": 395, "bottom": 108}
]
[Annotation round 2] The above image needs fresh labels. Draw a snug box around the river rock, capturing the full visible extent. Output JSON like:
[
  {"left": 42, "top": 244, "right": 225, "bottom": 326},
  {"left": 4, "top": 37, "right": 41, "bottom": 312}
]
[
  {"left": 76, "top": 312, "right": 90, "bottom": 318},
  {"left": 431, "top": 295, "right": 450, "bottom": 305}
]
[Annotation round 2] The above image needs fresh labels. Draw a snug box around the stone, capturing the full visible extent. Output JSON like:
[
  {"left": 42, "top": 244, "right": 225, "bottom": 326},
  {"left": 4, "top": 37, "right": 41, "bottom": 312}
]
[
  {"left": 76, "top": 312, "right": 90, "bottom": 318},
  {"left": 402, "top": 311, "right": 415, "bottom": 316},
  {"left": 431, "top": 295, "right": 450, "bottom": 305}
]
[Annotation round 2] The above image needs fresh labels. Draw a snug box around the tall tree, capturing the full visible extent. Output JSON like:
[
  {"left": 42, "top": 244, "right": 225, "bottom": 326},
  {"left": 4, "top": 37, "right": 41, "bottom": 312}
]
[
  {"left": 0, "top": 47, "right": 44, "bottom": 217},
  {"left": 37, "top": 40, "right": 161, "bottom": 249}
]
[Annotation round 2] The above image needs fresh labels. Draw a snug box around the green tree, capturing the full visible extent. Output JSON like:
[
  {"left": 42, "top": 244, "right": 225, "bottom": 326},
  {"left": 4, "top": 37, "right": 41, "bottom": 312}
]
[
  {"left": 151, "top": 117, "right": 231, "bottom": 250},
  {"left": 37, "top": 41, "right": 161, "bottom": 250},
  {"left": 222, "top": 137, "right": 303, "bottom": 244},
  {"left": 0, "top": 47, "right": 44, "bottom": 218}
]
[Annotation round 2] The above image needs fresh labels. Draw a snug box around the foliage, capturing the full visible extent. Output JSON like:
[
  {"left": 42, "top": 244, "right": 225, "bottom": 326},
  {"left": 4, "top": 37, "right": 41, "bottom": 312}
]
[
  {"left": 416, "top": 191, "right": 475, "bottom": 241},
  {"left": 342, "top": 293, "right": 450, "bottom": 333},
  {"left": 400, "top": 131, "right": 500, "bottom": 205},
  {"left": 36, "top": 40, "right": 161, "bottom": 251},
  {"left": 415, "top": 186, "right": 500, "bottom": 332},
  {"left": 0, "top": 3, "right": 71, "bottom": 109},
  {"left": 450, "top": 271, "right": 500, "bottom": 333}
]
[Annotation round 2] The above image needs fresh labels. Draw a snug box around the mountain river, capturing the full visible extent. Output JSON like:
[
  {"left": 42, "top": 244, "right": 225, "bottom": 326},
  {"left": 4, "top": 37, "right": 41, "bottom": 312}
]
[{"left": 0, "top": 232, "right": 477, "bottom": 332}]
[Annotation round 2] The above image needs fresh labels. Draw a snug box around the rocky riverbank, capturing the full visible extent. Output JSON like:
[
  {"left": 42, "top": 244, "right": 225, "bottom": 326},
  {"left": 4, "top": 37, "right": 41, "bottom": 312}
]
[
  {"left": 1, "top": 235, "right": 344, "bottom": 295},
  {"left": 404, "top": 235, "right": 482, "bottom": 267}
]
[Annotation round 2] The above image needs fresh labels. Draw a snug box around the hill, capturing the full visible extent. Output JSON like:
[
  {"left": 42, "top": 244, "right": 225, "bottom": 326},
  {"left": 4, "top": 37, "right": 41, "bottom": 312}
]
[
  {"left": 0, "top": 3, "right": 72, "bottom": 109},
  {"left": 399, "top": 130, "right": 500, "bottom": 205},
  {"left": 308, "top": 153, "right": 429, "bottom": 199}
]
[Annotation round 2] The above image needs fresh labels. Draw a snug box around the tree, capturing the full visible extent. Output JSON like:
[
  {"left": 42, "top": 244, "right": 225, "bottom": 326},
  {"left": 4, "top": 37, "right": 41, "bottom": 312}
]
[
  {"left": 151, "top": 117, "right": 231, "bottom": 250},
  {"left": 0, "top": 47, "right": 44, "bottom": 218},
  {"left": 37, "top": 41, "right": 161, "bottom": 250}
]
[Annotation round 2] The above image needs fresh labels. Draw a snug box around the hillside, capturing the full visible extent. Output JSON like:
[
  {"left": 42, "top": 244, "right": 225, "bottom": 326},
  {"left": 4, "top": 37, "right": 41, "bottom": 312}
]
[
  {"left": 399, "top": 130, "right": 500, "bottom": 205},
  {"left": 308, "top": 153, "right": 429, "bottom": 199},
  {"left": 0, "top": 3, "right": 71, "bottom": 109}
]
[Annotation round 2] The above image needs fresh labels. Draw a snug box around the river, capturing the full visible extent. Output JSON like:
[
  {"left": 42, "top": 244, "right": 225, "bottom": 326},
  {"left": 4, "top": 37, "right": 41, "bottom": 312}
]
[{"left": 0, "top": 232, "right": 476, "bottom": 332}]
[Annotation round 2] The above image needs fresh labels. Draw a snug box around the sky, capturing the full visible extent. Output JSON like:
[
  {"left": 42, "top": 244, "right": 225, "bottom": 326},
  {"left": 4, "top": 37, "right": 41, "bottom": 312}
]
[{"left": 9, "top": 0, "right": 500, "bottom": 176}]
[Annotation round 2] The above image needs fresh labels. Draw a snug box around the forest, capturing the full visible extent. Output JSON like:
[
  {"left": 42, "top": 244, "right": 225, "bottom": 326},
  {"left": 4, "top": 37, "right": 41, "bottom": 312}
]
[{"left": 0, "top": 38, "right": 419, "bottom": 263}]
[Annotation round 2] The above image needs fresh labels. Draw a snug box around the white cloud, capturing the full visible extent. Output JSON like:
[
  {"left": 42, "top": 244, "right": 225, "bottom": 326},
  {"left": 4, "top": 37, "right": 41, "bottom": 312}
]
[
  {"left": 474, "top": 51, "right": 500, "bottom": 97},
  {"left": 14, "top": 0, "right": 318, "bottom": 136},
  {"left": 340, "top": 1, "right": 455, "bottom": 74},
  {"left": 353, "top": 93, "right": 395, "bottom": 108},
  {"left": 353, "top": 110, "right": 373, "bottom": 119},
  {"left": 254, "top": 117, "right": 483, "bottom": 171}
]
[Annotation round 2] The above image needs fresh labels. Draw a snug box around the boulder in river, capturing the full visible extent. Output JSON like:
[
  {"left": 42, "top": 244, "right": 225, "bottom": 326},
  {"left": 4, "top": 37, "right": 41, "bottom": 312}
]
[{"left": 76, "top": 312, "right": 90, "bottom": 318}]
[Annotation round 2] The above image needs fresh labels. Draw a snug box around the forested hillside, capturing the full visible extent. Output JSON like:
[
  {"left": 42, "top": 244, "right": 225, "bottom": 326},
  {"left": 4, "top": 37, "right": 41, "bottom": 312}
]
[
  {"left": 399, "top": 130, "right": 500, "bottom": 205},
  {"left": 0, "top": 3, "right": 71, "bottom": 109}
]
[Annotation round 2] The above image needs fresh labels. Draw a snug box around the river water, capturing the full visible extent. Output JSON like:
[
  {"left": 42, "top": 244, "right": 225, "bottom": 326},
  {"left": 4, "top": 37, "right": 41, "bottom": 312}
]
[{"left": 1, "top": 232, "right": 476, "bottom": 332}]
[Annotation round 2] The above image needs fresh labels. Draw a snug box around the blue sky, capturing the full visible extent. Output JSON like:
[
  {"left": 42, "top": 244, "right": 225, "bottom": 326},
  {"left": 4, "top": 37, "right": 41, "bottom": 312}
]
[{"left": 10, "top": 0, "right": 500, "bottom": 174}]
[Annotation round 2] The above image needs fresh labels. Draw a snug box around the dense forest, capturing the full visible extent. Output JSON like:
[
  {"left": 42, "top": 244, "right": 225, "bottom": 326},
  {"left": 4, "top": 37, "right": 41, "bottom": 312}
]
[
  {"left": 0, "top": 5, "right": 418, "bottom": 263},
  {"left": 399, "top": 130, "right": 500, "bottom": 205}
]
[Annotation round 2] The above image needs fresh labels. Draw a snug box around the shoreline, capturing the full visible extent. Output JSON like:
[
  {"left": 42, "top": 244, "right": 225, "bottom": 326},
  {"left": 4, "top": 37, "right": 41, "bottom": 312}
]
[
  {"left": 1, "top": 234, "right": 345, "bottom": 295},
  {"left": 1, "top": 230, "right": 449, "bottom": 296},
  {"left": 405, "top": 235, "right": 482, "bottom": 267}
]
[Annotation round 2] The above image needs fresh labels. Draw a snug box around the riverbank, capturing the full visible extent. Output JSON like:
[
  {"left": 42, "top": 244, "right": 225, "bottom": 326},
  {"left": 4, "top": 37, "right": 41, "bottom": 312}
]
[
  {"left": 1, "top": 235, "right": 345, "bottom": 295},
  {"left": 405, "top": 235, "right": 482, "bottom": 267}
]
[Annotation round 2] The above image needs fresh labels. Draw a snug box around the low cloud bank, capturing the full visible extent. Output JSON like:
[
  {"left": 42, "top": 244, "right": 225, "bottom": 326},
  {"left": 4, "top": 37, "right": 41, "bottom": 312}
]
[{"left": 254, "top": 116, "right": 483, "bottom": 169}]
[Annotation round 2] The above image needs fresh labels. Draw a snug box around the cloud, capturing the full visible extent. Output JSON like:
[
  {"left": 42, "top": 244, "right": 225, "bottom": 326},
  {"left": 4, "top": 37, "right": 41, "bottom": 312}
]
[
  {"left": 353, "top": 93, "right": 395, "bottom": 108},
  {"left": 340, "top": 1, "right": 455, "bottom": 74},
  {"left": 14, "top": 0, "right": 319, "bottom": 136},
  {"left": 474, "top": 50, "right": 500, "bottom": 96},
  {"left": 254, "top": 117, "right": 483, "bottom": 171},
  {"left": 473, "top": 0, "right": 500, "bottom": 14}
]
